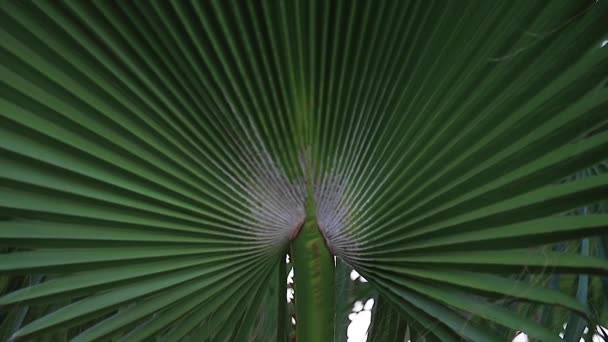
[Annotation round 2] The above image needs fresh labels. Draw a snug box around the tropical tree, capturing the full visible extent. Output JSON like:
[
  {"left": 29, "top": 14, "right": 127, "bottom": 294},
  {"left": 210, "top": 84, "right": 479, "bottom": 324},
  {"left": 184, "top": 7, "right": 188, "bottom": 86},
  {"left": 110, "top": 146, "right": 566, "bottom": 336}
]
[{"left": 1, "top": 0, "right": 607, "bottom": 341}]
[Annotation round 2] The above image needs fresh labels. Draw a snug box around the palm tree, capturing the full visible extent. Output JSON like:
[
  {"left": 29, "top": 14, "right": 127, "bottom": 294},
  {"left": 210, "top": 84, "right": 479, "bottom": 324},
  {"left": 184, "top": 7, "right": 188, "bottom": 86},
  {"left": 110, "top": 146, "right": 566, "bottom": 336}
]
[{"left": 1, "top": 0, "right": 607, "bottom": 341}]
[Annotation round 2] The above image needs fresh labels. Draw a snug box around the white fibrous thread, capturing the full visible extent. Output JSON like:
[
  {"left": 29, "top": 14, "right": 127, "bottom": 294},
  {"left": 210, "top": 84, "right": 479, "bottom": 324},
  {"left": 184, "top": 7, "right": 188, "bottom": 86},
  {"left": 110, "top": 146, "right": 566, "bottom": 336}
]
[
  {"left": 314, "top": 164, "right": 360, "bottom": 259},
  {"left": 223, "top": 115, "right": 361, "bottom": 256},
  {"left": 227, "top": 117, "right": 306, "bottom": 251}
]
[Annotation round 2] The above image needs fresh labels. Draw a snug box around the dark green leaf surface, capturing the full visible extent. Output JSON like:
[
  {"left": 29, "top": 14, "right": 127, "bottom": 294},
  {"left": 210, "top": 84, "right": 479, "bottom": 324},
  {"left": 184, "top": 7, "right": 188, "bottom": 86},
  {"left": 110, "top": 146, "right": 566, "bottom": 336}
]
[{"left": 1, "top": 0, "right": 607, "bottom": 340}]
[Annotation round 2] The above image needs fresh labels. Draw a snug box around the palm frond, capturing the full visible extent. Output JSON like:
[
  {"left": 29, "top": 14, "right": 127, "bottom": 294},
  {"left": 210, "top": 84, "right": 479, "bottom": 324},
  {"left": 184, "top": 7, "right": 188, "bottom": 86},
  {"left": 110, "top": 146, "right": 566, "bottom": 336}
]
[{"left": 1, "top": 0, "right": 607, "bottom": 340}]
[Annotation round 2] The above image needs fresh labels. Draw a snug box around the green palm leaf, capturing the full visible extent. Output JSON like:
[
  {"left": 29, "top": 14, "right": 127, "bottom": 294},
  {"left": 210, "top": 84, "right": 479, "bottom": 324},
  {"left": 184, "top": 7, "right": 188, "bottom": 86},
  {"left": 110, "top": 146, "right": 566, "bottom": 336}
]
[{"left": 1, "top": 0, "right": 607, "bottom": 341}]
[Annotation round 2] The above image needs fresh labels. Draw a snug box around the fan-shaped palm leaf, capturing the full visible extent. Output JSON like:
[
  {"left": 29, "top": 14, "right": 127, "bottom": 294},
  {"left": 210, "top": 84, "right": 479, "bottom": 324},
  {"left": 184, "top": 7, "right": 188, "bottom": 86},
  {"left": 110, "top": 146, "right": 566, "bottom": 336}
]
[{"left": 1, "top": 0, "right": 607, "bottom": 341}]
